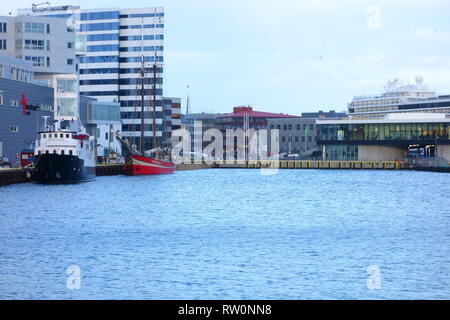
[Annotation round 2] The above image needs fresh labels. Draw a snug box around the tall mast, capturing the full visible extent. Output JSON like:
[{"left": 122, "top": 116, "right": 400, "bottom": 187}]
[
  {"left": 151, "top": 8, "right": 158, "bottom": 150},
  {"left": 140, "top": 56, "right": 145, "bottom": 153},
  {"left": 140, "top": 18, "right": 145, "bottom": 153},
  {"left": 152, "top": 54, "right": 158, "bottom": 150}
]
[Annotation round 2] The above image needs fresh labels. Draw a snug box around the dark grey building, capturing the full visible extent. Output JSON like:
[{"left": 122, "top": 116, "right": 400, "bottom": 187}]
[
  {"left": 0, "top": 54, "right": 53, "bottom": 165},
  {"left": 267, "top": 118, "right": 318, "bottom": 157},
  {"left": 267, "top": 111, "right": 346, "bottom": 158},
  {"left": 162, "top": 97, "right": 182, "bottom": 148}
]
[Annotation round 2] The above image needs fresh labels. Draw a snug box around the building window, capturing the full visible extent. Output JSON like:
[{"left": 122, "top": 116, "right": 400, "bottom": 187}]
[
  {"left": 10, "top": 99, "right": 19, "bottom": 107},
  {"left": 67, "top": 59, "right": 73, "bottom": 65},
  {"left": 0, "top": 93, "right": 3, "bottom": 105},
  {"left": 57, "top": 79, "right": 77, "bottom": 93},
  {"left": 282, "top": 136, "right": 286, "bottom": 142},
  {"left": 24, "top": 39, "right": 45, "bottom": 50},
  {"left": 24, "top": 22, "right": 45, "bottom": 33},
  {"left": 105, "top": 132, "right": 109, "bottom": 141},
  {"left": 0, "top": 22, "right": 6, "bottom": 33},
  {"left": 67, "top": 42, "right": 74, "bottom": 49},
  {"left": 24, "top": 56, "right": 45, "bottom": 67},
  {"left": 10, "top": 126, "right": 19, "bottom": 133},
  {"left": 0, "top": 39, "right": 6, "bottom": 50},
  {"left": 283, "top": 125, "right": 287, "bottom": 130},
  {"left": 46, "top": 57, "right": 50, "bottom": 67}
]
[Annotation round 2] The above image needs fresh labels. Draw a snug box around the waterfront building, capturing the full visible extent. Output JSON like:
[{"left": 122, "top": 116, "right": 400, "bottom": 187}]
[
  {"left": 20, "top": 5, "right": 166, "bottom": 151},
  {"left": 217, "top": 106, "right": 299, "bottom": 160},
  {"left": 317, "top": 113, "right": 450, "bottom": 161},
  {"left": 0, "top": 14, "right": 78, "bottom": 121},
  {"left": 0, "top": 54, "right": 53, "bottom": 164},
  {"left": 181, "top": 112, "right": 220, "bottom": 148},
  {"left": 78, "top": 96, "right": 121, "bottom": 160},
  {"left": 267, "top": 110, "right": 347, "bottom": 157},
  {"left": 348, "top": 76, "right": 450, "bottom": 119},
  {"left": 266, "top": 118, "right": 318, "bottom": 157},
  {"left": 162, "top": 97, "right": 182, "bottom": 148}
]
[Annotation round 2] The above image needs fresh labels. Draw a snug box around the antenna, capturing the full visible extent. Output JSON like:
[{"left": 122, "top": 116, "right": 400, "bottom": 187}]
[{"left": 186, "top": 85, "right": 191, "bottom": 115}]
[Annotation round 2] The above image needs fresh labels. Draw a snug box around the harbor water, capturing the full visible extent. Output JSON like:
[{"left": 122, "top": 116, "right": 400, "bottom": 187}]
[{"left": 0, "top": 169, "right": 449, "bottom": 299}]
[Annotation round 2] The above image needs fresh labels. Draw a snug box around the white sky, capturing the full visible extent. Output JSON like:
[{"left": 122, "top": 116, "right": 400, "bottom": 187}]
[{"left": 1, "top": 0, "right": 450, "bottom": 115}]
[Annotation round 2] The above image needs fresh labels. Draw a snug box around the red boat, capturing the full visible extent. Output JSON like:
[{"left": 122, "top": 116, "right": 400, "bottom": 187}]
[
  {"left": 117, "top": 30, "right": 177, "bottom": 176},
  {"left": 124, "top": 154, "right": 176, "bottom": 176},
  {"left": 118, "top": 31, "right": 176, "bottom": 177}
]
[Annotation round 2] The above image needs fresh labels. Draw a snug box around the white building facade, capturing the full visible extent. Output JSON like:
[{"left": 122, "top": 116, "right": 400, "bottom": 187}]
[{"left": 0, "top": 14, "right": 78, "bottom": 121}]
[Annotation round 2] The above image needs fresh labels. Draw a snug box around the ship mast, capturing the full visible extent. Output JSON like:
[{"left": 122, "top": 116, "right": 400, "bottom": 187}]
[
  {"left": 151, "top": 8, "right": 158, "bottom": 151},
  {"left": 140, "top": 54, "right": 145, "bottom": 153},
  {"left": 152, "top": 49, "right": 158, "bottom": 150},
  {"left": 140, "top": 17, "right": 145, "bottom": 153}
]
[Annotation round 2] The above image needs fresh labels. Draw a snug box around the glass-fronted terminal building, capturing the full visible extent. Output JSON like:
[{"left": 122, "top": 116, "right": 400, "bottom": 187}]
[{"left": 317, "top": 113, "right": 450, "bottom": 161}]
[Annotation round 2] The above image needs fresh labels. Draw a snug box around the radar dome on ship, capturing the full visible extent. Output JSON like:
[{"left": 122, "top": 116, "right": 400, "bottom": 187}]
[{"left": 415, "top": 75, "right": 424, "bottom": 85}]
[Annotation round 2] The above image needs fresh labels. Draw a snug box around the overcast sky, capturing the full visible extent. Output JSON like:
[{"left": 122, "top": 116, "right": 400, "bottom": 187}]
[{"left": 1, "top": 0, "right": 449, "bottom": 115}]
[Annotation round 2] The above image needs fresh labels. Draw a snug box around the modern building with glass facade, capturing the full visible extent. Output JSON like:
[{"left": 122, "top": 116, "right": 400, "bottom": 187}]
[
  {"left": 79, "top": 96, "right": 121, "bottom": 159},
  {"left": 317, "top": 113, "right": 450, "bottom": 161},
  {"left": 21, "top": 5, "right": 165, "bottom": 150}
]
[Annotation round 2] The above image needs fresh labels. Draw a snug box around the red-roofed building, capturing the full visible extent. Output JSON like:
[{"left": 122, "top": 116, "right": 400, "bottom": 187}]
[{"left": 217, "top": 106, "right": 300, "bottom": 131}]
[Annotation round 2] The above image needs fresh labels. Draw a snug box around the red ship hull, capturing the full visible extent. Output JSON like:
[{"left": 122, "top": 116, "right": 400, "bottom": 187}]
[{"left": 124, "top": 154, "right": 176, "bottom": 176}]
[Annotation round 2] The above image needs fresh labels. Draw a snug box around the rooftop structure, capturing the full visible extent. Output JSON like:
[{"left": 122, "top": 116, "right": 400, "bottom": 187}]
[{"left": 348, "top": 77, "right": 450, "bottom": 119}]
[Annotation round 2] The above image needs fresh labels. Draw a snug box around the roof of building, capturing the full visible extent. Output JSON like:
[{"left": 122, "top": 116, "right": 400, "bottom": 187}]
[
  {"left": 317, "top": 113, "right": 450, "bottom": 124},
  {"left": 0, "top": 53, "right": 33, "bottom": 70},
  {"left": 218, "top": 107, "right": 300, "bottom": 119}
]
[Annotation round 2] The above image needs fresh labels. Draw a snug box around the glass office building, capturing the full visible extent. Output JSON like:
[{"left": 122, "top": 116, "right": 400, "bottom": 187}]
[{"left": 317, "top": 114, "right": 450, "bottom": 161}]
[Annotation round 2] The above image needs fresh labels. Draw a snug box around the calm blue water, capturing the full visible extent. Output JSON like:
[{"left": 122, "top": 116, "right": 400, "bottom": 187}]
[{"left": 0, "top": 169, "right": 449, "bottom": 300}]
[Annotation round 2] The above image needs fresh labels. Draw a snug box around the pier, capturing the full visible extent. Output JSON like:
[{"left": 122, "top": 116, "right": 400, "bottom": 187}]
[{"left": 215, "top": 160, "right": 402, "bottom": 170}]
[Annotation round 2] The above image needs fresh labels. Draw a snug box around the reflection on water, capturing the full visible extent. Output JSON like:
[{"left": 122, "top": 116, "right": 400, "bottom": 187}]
[{"left": 0, "top": 169, "right": 449, "bottom": 299}]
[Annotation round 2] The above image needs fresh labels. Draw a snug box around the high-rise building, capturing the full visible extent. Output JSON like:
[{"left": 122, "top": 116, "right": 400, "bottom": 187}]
[{"left": 20, "top": 5, "right": 165, "bottom": 150}]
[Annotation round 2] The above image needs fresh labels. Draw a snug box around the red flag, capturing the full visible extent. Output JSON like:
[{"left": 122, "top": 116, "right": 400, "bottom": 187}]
[{"left": 21, "top": 94, "right": 27, "bottom": 115}]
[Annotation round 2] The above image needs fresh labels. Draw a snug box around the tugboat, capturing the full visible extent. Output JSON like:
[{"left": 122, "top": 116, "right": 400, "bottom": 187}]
[{"left": 34, "top": 116, "right": 96, "bottom": 184}]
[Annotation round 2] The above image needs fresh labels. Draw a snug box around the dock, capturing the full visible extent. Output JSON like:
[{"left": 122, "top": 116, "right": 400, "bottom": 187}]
[{"left": 215, "top": 160, "right": 401, "bottom": 170}]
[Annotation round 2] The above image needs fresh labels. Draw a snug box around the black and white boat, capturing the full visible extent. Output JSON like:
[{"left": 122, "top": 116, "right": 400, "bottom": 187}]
[{"left": 34, "top": 117, "right": 96, "bottom": 184}]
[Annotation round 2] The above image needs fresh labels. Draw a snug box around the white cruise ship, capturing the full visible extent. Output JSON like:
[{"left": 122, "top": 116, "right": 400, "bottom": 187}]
[{"left": 348, "top": 76, "right": 450, "bottom": 118}]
